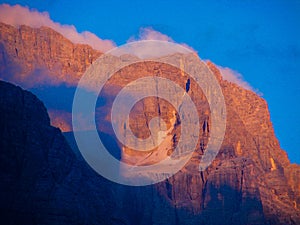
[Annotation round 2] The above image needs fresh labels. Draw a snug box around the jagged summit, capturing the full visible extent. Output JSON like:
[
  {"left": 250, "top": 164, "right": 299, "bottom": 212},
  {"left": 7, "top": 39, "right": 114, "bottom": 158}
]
[{"left": 0, "top": 22, "right": 300, "bottom": 224}]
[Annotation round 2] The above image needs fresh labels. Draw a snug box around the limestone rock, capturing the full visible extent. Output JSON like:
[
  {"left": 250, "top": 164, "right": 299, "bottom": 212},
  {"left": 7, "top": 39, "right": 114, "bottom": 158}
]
[{"left": 1, "top": 22, "right": 300, "bottom": 224}]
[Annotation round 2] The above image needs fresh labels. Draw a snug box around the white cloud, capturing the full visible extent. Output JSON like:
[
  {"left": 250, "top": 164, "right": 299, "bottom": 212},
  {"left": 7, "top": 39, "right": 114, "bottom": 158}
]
[
  {"left": 136, "top": 27, "right": 174, "bottom": 42},
  {"left": 127, "top": 28, "right": 259, "bottom": 94},
  {"left": 0, "top": 4, "right": 258, "bottom": 95},
  {"left": 128, "top": 27, "right": 196, "bottom": 52},
  {"left": 122, "top": 27, "right": 197, "bottom": 59},
  {"left": 216, "top": 65, "right": 258, "bottom": 93},
  {"left": 0, "top": 4, "right": 115, "bottom": 52}
]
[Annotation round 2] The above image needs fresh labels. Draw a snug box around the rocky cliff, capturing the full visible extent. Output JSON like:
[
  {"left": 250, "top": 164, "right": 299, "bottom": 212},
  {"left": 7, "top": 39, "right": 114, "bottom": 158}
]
[
  {"left": 0, "top": 80, "right": 183, "bottom": 225},
  {"left": 1, "top": 22, "right": 300, "bottom": 224},
  {"left": 96, "top": 58, "right": 300, "bottom": 224},
  {"left": 0, "top": 22, "right": 101, "bottom": 87}
]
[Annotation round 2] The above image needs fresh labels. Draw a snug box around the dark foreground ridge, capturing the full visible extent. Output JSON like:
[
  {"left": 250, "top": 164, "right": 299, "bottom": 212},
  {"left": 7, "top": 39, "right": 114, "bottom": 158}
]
[{"left": 0, "top": 80, "right": 299, "bottom": 225}]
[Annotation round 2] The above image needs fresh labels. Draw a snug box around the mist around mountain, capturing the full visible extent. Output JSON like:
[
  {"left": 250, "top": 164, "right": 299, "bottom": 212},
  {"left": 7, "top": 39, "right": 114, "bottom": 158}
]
[{"left": 0, "top": 21, "right": 300, "bottom": 224}]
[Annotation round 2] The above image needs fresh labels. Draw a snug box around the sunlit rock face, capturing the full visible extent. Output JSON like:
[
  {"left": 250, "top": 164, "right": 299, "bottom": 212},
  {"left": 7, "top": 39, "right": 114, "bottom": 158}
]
[
  {"left": 1, "top": 22, "right": 300, "bottom": 224},
  {"left": 96, "top": 59, "right": 211, "bottom": 164},
  {"left": 96, "top": 57, "right": 300, "bottom": 224},
  {"left": 0, "top": 22, "right": 102, "bottom": 87}
]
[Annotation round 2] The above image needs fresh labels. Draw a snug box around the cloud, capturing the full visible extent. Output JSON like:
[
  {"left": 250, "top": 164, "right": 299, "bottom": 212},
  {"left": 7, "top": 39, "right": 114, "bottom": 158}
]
[
  {"left": 0, "top": 4, "right": 115, "bottom": 52},
  {"left": 134, "top": 27, "right": 174, "bottom": 42},
  {"left": 127, "top": 28, "right": 259, "bottom": 94},
  {"left": 216, "top": 65, "right": 259, "bottom": 93},
  {"left": 1, "top": 64, "right": 79, "bottom": 88},
  {"left": 48, "top": 109, "right": 96, "bottom": 132},
  {"left": 128, "top": 27, "right": 197, "bottom": 53},
  {"left": 121, "top": 27, "right": 197, "bottom": 59},
  {"left": 0, "top": 4, "right": 258, "bottom": 95},
  {"left": 48, "top": 109, "right": 72, "bottom": 132}
]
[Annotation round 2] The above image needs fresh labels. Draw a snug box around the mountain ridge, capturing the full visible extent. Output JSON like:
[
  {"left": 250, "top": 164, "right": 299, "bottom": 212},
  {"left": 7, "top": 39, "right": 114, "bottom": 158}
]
[{"left": 0, "top": 22, "right": 300, "bottom": 224}]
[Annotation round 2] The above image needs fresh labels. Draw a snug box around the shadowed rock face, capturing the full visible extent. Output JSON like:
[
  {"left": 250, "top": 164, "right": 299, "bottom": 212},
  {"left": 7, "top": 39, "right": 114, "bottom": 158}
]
[
  {"left": 0, "top": 23, "right": 300, "bottom": 224},
  {"left": 0, "top": 80, "right": 263, "bottom": 225},
  {"left": 0, "top": 80, "right": 264, "bottom": 225}
]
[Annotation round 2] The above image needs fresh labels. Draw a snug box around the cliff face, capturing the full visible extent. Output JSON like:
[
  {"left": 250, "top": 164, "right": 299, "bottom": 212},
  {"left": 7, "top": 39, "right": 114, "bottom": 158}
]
[
  {"left": 0, "top": 80, "right": 263, "bottom": 225},
  {"left": 0, "top": 22, "right": 101, "bottom": 87},
  {"left": 96, "top": 58, "right": 300, "bottom": 224},
  {"left": 0, "top": 80, "right": 76, "bottom": 224},
  {"left": 0, "top": 80, "right": 155, "bottom": 225},
  {"left": 0, "top": 22, "right": 300, "bottom": 224}
]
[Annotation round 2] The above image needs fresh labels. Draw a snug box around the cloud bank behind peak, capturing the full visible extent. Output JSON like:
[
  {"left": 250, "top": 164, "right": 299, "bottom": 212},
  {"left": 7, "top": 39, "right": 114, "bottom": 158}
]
[
  {"left": 0, "top": 4, "right": 115, "bottom": 52},
  {"left": 0, "top": 4, "right": 257, "bottom": 94},
  {"left": 216, "top": 65, "right": 259, "bottom": 94}
]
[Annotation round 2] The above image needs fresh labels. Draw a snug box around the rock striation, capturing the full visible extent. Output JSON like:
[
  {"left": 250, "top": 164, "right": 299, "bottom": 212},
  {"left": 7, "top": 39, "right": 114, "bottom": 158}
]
[
  {"left": 0, "top": 22, "right": 101, "bottom": 87},
  {"left": 0, "top": 22, "right": 300, "bottom": 224}
]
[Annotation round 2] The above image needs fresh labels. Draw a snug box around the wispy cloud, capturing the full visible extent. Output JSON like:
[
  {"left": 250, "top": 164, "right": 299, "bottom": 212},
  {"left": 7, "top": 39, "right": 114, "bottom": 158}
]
[
  {"left": 131, "top": 27, "right": 173, "bottom": 42},
  {"left": 0, "top": 4, "right": 115, "bottom": 52},
  {"left": 216, "top": 65, "right": 259, "bottom": 93},
  {"left": 48, "top": 110, "right": 72, "bottom": 132},
  {"left": 0, "top": 4, "right": 257, "bottom": 95},
  {"left": 128, "top": 27, "right": 196, "bottom": 52},
  {"left": 130, "top": 28, "right": 257, "bottom": 94}
]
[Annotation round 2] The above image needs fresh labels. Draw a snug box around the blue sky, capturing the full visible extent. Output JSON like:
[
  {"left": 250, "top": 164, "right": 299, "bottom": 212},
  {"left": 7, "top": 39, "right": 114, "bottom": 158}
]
[{"left": 2, "top": 0, "right": 300, "bottom": 163}]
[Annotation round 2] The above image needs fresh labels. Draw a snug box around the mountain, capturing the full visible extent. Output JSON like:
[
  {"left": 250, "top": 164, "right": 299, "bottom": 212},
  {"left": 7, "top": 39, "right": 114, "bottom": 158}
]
[
  {"left": 0, "top": 22, "right": 300, "bottom": 224},
  {"left": 0, "top": 22, "right": 102, "bottom": 131},
  {"left": 0, "top": 22, "right": 101, "bottom": 86}
]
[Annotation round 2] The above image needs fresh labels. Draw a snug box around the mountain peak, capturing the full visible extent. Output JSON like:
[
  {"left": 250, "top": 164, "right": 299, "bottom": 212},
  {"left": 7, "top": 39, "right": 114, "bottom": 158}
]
[{"left": 0, "top": 23, "right": 300, "bottom": 224}]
